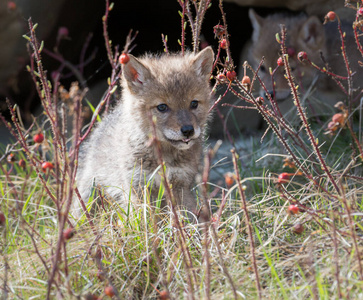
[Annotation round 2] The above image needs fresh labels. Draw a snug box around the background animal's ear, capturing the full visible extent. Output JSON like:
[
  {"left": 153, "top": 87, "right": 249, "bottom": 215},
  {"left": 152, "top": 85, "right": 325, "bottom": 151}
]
[
  {"left": 122, "top": 55, "right": 152, "bottom": 93},
  {"left": 192, "top": 46, "right": 214, "bottom": 80},
  {"left": 249, "top": 9, "right": 264, "bottom": 43},
  {"left": 299, "top": 16, "right": 325, "bottom": 51}
]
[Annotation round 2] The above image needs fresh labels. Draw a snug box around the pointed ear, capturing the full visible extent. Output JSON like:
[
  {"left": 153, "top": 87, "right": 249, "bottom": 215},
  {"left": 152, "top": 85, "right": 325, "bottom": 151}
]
[
  {"left": 249, "top": 9, "right": 264, "bottom": 43},
  {"left": 122, "top": 55, "right": 152, "bottom": 93},
  {"left": 299, "top": 16, "right": 325, "bottom": 51},
  {"left": 191, "top": 46, "right": 214, "bottom": 80}
]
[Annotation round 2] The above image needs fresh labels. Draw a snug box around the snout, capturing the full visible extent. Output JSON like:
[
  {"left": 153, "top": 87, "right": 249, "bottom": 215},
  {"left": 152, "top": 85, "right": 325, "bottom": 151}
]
[
  {"left": 162, "top": 123, "right": 201, "bottom": 150},
  {"left": 261, "top": 89, "right": 291, "bottom": 102},
  {"left": 181, "top": 125, "right": 195, "bottom": 138},
  {"left": 266, "top": 90, "right": 274, "bottom": 99}
]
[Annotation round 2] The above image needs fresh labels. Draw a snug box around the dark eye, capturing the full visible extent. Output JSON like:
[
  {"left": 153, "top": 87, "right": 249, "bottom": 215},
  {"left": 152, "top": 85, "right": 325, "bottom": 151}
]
[
  {"left": 156, "top": 103, "right": 168, "bottom": 112},
  {"left": 190, "top": 100, "right": 198, "bottom": 109},
  {"left": 260, "top": 65, "right": 266, "bottom": 72}
]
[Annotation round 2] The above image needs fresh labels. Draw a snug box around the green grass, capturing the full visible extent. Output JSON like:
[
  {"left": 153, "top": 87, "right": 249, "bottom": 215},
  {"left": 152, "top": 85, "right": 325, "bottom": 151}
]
[{"left": 1, "top": 127, "right": 362, "bottom": 299}]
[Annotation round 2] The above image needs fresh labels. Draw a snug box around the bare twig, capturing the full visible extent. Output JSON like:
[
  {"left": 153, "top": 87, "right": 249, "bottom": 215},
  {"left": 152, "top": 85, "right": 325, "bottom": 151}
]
[{"left": 231, "top": 149, "right": 262, "bottom": 299}]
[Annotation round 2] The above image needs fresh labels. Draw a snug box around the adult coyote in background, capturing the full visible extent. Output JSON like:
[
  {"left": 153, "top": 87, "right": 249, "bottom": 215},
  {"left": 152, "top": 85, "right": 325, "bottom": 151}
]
[
  {"left": 248, "top": 9, "right": 362, "bottom": 116},
  {"left": 73, "top": 47, "right": 215, "bottom": 221},
  {"left": 210, "top": 8, "right": 363, "bottom": 136}
]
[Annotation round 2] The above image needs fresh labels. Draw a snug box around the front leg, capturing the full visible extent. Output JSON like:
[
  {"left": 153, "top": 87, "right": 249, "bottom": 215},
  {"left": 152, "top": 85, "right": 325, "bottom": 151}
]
[{"left": 173, "top": 187, "right": 209, "bottom": 223}]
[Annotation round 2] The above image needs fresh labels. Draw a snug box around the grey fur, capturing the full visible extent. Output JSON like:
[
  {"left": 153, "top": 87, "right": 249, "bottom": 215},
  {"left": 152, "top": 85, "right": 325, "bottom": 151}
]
[{"left": 73, "top": 47, "right": 214, "bottom": 220}]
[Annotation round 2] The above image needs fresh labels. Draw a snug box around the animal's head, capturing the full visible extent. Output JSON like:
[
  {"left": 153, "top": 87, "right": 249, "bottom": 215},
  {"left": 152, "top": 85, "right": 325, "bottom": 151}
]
[
  {"left": 248, "top": 9, "right": 326, "bottom": 102},
  {"left": 121, "top": 46, "right": 214, "bottom": 150}
]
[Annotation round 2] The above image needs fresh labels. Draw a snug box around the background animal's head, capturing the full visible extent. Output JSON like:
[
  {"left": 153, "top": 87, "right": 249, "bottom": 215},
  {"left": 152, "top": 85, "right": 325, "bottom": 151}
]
[
  {"left": 248, "top": 9, "right": 326, "bottom": 102},
  {"left": 121, "top": 46, "right": 214, "bottom": 150}
]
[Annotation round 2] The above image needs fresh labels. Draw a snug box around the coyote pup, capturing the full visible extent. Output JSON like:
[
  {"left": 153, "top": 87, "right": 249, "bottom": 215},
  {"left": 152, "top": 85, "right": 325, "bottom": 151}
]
[
  {"left": 210, "top": 10, "right": 362, "bottom": 135},
  {"left": 73, "top": 47, "right": 214, "bottom": 220},
  {"left": 248, "top": 9, "right": 362, "bottom": 115}
]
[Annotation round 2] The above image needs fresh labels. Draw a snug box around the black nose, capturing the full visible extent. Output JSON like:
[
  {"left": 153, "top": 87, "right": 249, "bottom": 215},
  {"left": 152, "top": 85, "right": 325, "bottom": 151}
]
[
  {"left": 266, "top": 90, "right": 274, "bottom": 99},
  {"left": 181, "top": 125, "right": 194, "bottom": 138}
]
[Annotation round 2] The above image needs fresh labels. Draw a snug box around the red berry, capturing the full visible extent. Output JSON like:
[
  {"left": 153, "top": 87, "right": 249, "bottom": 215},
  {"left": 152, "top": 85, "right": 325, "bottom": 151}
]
[
  {"left": 7, "top": 153, "right": 15, "bottom": 163},
  {"left": 297, "top": 51, "right": 308, "bottom": 62},
  {"left": 277, "top": 57, "right": 284, "bottom": 67},
  {"left": 41, "top": 162, "right": 54, "bottom": 172},
  {"left": 241, "top": 75, "right": 251, "bottom": 86},
  {"left": 224, "top": 172, "right": 234, "bottom": 187},
  {"left": 220, "top": 39, "right": 228, "bottom": 49},
  {"left": 63, "top": 228, "right": 75, "bottom": 240},
  {"left": 277, "top": 172, "right": 290, "bottom": 184},
  {"left": 0, "top": 212, "right": 5, "bottom": 226},
  {"left": 119, "top": 53, "right": 130, "bottom": 64},
  {"left": 18, "top": 159, "right": 26, "bottom": 168},
  {"left": 104, "top": 286, "right": 115, "bottom": 297},
  {"left": 288, "top": 204, "right": 299, "bottom": 215},
  {"left": 159, "top": 290, "right": 170, "bottom": 300},
  {"left": 332, "top": 113, "right": 345, "bottom": 125},
  {"left": 287, "top": 47, "right": 296, "bottom": 57},
  {"left": 213, "top": 24, "right": 226, "bottom": 38},
  {"left": 256, "top": 96, "right": 264, "bottom": 105},
  {"left": 216, "top": 74, "right": 226, "bottom": 81},
  {"left": 33, "top": 133, "right": 44, "bottom": 143},
  {"left": 7, "top": 1, "right": 16, "bottom": 10},
  {"left": 358, "top": 8, "right": 363, "bottom": 16},
  {"left": 326, "top": 11, "right": 336, "bottom": 21},
  {"left": 292, "top": 223, "right": 304, "bottom": 234},
  {"left": 226, "top": 70, "right": 236, "bottom": 82}
]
